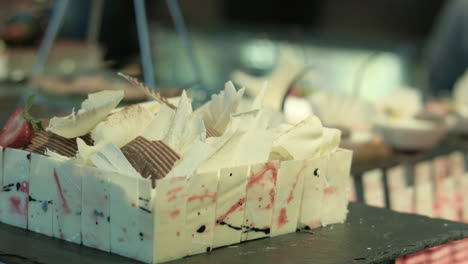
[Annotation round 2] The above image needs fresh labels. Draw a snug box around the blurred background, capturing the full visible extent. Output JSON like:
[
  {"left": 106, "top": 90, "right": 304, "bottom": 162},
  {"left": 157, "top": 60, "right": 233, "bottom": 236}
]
[{"left": 0, "top": 0, "right": 457, "bottom": 120}]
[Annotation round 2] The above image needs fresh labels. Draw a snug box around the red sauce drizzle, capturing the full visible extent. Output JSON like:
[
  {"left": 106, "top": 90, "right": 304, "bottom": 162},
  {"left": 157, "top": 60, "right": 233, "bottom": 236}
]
[
  {"left": 216, "top": 198, "right": 245, "bottom": 224},
  {"left": 20, "top": 181, "right": 29, "bottom": 193},
  {"left": 53, "top": 169, "right": 72, "bottom": 215},
  {"left": 9, "top": 196, "right": 22, "bottom": 214},
  {"left": 278, "top": 208, "right": 288, "bottom": 227},
  {"left": 287, "top": 163, "right": 307, "bottom": 203},
  {"left": 188, "top": 189, "right": 217, "bottom": 203},
  {"left": 170, "top": 209, "right": 181, "bottom": 218},
  {"left": 248, "top": 162, "right": 278, "bottom": 188}
]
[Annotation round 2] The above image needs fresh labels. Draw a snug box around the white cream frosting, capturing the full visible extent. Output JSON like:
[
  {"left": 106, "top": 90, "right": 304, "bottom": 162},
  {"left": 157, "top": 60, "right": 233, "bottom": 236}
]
[{"left": 47, "top": 90, "right": 124, "bottom": 138}]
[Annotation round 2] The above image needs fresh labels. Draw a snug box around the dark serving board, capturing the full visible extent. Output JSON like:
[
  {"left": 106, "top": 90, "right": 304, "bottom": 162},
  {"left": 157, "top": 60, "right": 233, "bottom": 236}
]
[{"left": 1, "top": 203, "right": 467, "bottom": 264}]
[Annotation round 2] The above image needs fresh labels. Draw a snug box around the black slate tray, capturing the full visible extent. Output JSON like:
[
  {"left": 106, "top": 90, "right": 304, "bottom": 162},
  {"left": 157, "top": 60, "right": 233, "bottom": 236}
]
[{"left": 1, "top": 203, "right": 467, "bottom": 264}]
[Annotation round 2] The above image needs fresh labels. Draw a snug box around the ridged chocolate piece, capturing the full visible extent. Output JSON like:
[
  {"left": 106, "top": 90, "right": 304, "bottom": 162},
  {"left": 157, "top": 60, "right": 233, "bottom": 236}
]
[
  {"left": 23, "top": 131, "right": 94, "bottom": 157},
  {"left": 121, "top": 136, "right": 180, "bottom": 188},
  {"left": 206, "top": 125, "right": 221, "bottom": 138}
]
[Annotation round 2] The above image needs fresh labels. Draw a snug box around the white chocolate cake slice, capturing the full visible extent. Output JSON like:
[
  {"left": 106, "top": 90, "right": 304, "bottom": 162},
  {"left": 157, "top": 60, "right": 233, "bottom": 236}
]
[
  {"left": 212, "top": 166, "right": 249, "bottom": 248},
  {"left": 0, "top": 148, "right": 30, "bottom": 228},
  {"left": 185, "top": 171, "right": 219, "bottom": 255},
  {"left": 242, "top": 161, "right": 279, "bottom": 241}
]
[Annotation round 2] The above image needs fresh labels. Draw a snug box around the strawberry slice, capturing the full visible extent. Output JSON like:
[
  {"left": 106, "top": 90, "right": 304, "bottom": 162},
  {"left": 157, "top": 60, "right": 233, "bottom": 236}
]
[{"left": 0, "top": 95, "right": 43, "bottom": 148}]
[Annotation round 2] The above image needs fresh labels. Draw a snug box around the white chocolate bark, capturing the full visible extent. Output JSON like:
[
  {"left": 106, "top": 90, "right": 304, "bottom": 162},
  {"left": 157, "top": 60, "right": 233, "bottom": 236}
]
[
  {"left": 414, "top": 162, "right": 434, "bottom": 218},
  {"left": 212, "top": 166, "right": 249, "bottom": 248},
  {"left": 271, "top": 159, "right": 306, "bottom": 237},
  {"left": 135, "top": 178, "right": 155, "bottom": 263},
  {"left": 153, "top": 176, "right": 188, "bottom": 263},
  {"left": 439, "top": 177, "right": 458, "bottom": 221},
  {"left": 185, "top": 171, "right": 219, "bottom": 255},
  {"left": 321, "top": 149, "right": 352, "bottom": 226},
  {"left": 52, "top": 160, "right": 82, "bottom": 243},
  {"left": 298, "top": 157, "right": 327, "bottom": 229},
  {"left": 81, "top": 165, "right": 111, "bottom": 252},
  {"left": 387, "top": 165, "right": 407, "bottom": 191},
  {"left": 242, "top": 161, "right": 279, "bottom": 241},
  {"left": 109, "top": 172, "right": 139, "bottom": 259},
  {"left": 390, "top": 186, "right": 414, "bottom": 213},
  {"left": 28, "top": 153, "right": 55, "bottom": 236},
  {"left": 0, "top": 148, "right": 30, "bottom": 228}
]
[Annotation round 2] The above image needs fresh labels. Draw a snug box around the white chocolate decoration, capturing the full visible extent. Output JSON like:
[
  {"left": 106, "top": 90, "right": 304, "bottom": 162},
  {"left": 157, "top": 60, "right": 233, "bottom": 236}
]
[
  {"left": 298, "top": 157, "right": 328, "bottom": 229},
  {"left": 321, "top": 149, "right": 353, "bottom": 226},
  {"left": 47, "top": 90, "right": 124, "bottom": 138},
  {"left": 81, "top": 165, "right": 111, "bottom": 252},
  {"left": 242, "top": 161, "right": 279, "bottom": 241},
  {"left": 0, "top": 148, "right": 30, "bottom": 229},
  {"left": 28, "top": 153, "right": 55, "bottom": 236},
  {"left": 185, "top": 171, "right": 219, "bottom": 255},
  {"left": 212, "top": 166, "right": 249, "bottom": 248},
  {"left": 271, "top": 159, "right": 306, "bottom": 237},
  {"left": 153, "top": 176, "right": 189, "bottom": 263},
  {"left": 92, "top": 104, "right": 154, "bottom": 148},
  {"left": 52, "top": 160, "right": 82, "bottom": 244},
  {"left": 109, "top": 172, "right": 139, "bottom": 259},
  {"left": 195, "top": 81, "right": 245, "bottom": 134}
]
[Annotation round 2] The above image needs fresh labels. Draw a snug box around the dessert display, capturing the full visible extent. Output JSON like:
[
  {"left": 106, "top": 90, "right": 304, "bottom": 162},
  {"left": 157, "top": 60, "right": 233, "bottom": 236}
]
[{"left": 0, "top": 74, "right": 353, "bottom": 263}]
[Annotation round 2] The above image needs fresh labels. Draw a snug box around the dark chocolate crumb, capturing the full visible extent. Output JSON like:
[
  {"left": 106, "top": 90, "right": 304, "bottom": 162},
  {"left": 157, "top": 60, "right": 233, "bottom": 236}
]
[
  {"left": 197, "top": 212, "right": 200, "bottom": 216},
  {"left": 107, "top": 216, "right": 110, "bottom": 222},
  {"left": 229, "top": 173, "right": 232, "bottom": 176},
  {"left": 16, "top": 182, "right": 20, "bottom": 191},
  {"left": 206, "top": 247, "right": 211, "bottom": 253},
  {"left": 304, "top": 226, "right": 311, "bottom": 230},
  {"left": 314, "top": 168, "right": 319, "bottom": 177},
  {"left": 96, "top": 221, "right": 99, "bottom": 225},
  {"left": 26, "top": 153, "right": 31, "bottom": 160},
  {"left": 196, "top": 225, "right": 206, "bottom": 233}
]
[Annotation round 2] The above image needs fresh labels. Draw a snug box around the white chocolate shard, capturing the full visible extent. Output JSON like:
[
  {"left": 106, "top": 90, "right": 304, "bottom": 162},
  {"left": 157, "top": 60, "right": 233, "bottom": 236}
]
[
  {"left": 90, "top": 143, "right": 140, "bottom": 177},
  {"left": 163, "top": 91, "right": 206, "bottom": 155},
  {"left": 143, "top": 104, "right": 176, "bottom": 142},
  {"left": 199, "top": 110, "right": 274, "bottom": 173},
  {"left": 47, "top": 90, "right": 124, "bottom": 138},
  {"left": 195, "top": 81, "right": 245, "bottom": 134},
  {"left": 92, "top": 104, "right": 154, "bottom": 148}
]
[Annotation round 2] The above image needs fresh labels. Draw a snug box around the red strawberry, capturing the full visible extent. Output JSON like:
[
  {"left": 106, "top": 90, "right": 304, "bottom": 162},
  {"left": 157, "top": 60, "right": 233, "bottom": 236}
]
[
  {"left": 0, "top": 95, "right": 43, "bottom": 149},
  {"left": 0, "top": 109, "right": 34, "bottom": 148}
]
